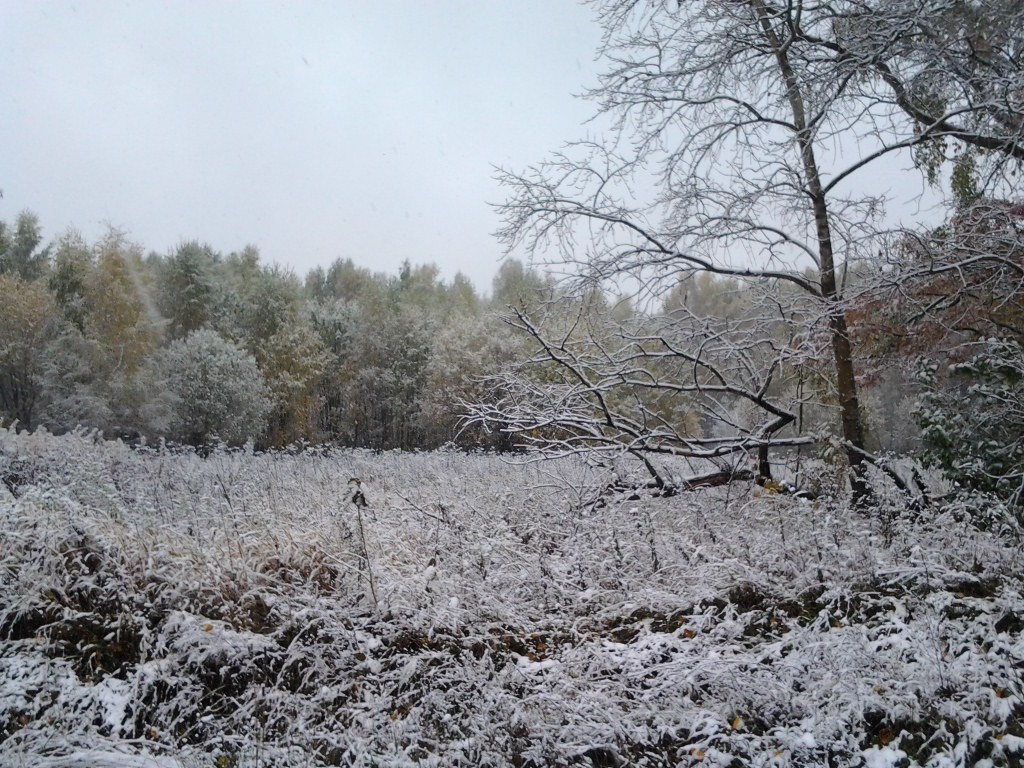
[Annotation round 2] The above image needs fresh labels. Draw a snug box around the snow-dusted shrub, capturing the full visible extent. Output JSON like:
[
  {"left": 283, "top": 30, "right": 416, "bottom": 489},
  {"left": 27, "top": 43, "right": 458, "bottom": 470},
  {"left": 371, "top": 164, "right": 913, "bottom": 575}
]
[
  {"left": 157, "top": 328, "right": 270, "bottom": 446},
  {"left": 916, "top": 340, "right": 1024, "bottom": 513}
]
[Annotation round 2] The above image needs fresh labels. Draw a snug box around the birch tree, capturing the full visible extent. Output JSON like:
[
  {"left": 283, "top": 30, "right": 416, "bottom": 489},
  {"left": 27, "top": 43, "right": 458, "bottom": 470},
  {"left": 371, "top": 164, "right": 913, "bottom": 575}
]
[{"left": 475, "top": 0, "right": 1021, "bottom": 501}]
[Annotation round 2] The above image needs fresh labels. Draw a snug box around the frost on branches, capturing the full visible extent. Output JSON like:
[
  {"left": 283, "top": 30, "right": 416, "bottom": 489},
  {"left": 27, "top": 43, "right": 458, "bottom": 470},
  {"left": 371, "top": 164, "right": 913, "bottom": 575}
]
[{"left": 474, "top": 0, "right": 1024, "bottom": 505}]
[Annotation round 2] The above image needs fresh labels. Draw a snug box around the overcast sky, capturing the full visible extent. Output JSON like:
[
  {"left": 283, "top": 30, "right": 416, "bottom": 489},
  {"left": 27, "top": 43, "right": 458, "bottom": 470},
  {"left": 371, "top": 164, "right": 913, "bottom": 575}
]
[{"left": 1, "top": 1, "right": 603, "bottom": 290}]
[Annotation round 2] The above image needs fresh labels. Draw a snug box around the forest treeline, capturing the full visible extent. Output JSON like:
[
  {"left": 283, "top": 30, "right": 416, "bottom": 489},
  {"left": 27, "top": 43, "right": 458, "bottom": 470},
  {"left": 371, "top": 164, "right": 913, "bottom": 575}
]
[
  {"left": 1, "top": 203, "right": 1022, "bottom": 509},
  {"left": 0, "top": 211, "right": 550, "bottom": 451}
]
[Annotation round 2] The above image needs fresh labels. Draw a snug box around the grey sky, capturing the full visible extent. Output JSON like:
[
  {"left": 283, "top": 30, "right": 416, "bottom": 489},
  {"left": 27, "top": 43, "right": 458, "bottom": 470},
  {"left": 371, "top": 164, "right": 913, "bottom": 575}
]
[{"left": 1, "top": 1, "right": 602, "bottom": 290}]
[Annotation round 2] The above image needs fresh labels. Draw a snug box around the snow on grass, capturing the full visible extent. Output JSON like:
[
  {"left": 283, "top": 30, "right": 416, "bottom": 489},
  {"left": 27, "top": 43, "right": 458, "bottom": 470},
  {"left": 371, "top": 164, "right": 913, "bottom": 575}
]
[{"left": 1, "top": 427, "right": 1022, "bottom": 766}]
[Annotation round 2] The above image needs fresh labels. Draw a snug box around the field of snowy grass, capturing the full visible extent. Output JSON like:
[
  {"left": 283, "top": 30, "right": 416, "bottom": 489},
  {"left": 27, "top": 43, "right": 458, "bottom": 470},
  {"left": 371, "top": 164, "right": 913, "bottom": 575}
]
[{"left": 1, "top": 428, "right": 1022, "bottom": 768}]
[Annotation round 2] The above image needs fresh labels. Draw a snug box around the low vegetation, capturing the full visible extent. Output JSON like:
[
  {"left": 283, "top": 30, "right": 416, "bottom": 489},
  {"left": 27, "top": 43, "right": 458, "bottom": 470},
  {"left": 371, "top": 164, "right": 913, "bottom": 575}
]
[{"left": 2, "top": 428, "right": 1021, "bottom": 767}]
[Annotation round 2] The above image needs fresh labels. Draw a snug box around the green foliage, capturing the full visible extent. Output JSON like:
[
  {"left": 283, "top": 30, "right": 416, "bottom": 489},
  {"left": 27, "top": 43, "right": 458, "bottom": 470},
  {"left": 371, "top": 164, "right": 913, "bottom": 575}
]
[
  {"left": 416, "top": 313, "right": 525, "bottom": 449},
  {"left": 916, "top": 340, "right": 1024, "bottom": 509},
  {"left": 218, "top": 250, "right": 303, "bottom": 347},
  {"left": 0, "top": 211, "right": 50, "bottom": 281},
  {"left": 490, "top": 259, "right": 549, "bottom": 313},
  {"left": 323, "top": 305, "right": 437, "bottom": 450},
  {"left": 48, "top": 230, "right": 93, "bottom": 332},
  {"left": 0, "top": 210, "right": 661, "bottom": 451},
  {"left": 0, "top": 200, "right": 770, "bottom": 457},
  {"left": 912, "top": 138, "right": 947, "bottom": 188},
  {"left": 318, "top": 257, "right": 388, "bottom": 305},
  {"left": 156, "top": 241, "right": 218, "bottom": 339},
  {"left": 950, "top": 151, "right": 980, "bottom": 209}
]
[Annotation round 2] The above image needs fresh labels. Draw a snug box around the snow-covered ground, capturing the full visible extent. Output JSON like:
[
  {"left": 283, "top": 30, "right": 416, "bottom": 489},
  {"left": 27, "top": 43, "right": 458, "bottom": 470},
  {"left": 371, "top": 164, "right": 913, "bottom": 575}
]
[{"left": 1, "top": 428, "right": 1022, "bottom": 767}]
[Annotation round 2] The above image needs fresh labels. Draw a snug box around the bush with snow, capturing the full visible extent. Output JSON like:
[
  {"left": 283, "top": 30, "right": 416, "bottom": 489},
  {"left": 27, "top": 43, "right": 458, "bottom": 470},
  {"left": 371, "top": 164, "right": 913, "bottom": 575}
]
[
  {"left": 916, "top": 340, "right": 1024, "bottom": 513},
  {"left": 157, "top": 328, "right": 270, "bottom": 447}
]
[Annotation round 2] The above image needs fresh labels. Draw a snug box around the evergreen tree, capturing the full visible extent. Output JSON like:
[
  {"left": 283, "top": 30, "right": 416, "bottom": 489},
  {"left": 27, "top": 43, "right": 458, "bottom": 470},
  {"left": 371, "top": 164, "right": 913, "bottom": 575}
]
[
  {"left": 0, "top": 211, "right": 50, "bottom": 281},
  {"left": 156, "top": 241, "right": 218, "bottom": 339}
]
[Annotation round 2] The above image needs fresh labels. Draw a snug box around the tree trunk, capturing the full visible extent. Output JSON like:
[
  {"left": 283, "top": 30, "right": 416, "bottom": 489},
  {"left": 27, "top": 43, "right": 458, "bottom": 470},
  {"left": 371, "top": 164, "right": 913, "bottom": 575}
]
[{"left": 754, "top": 0, "right": 871, "bottom": 504}]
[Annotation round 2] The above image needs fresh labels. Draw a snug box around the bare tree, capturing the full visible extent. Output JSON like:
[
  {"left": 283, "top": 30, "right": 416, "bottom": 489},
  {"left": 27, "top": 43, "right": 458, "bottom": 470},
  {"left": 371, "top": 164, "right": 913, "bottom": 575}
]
[
  {"left": 472, "top": 281, "right": 823, "bottom": 492},
  {"left": 475, "top": 0, "right": 1023, "bottom": 503},
  {"left": 811, "top": 0, "right": 1024, "bottom": 174}
]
